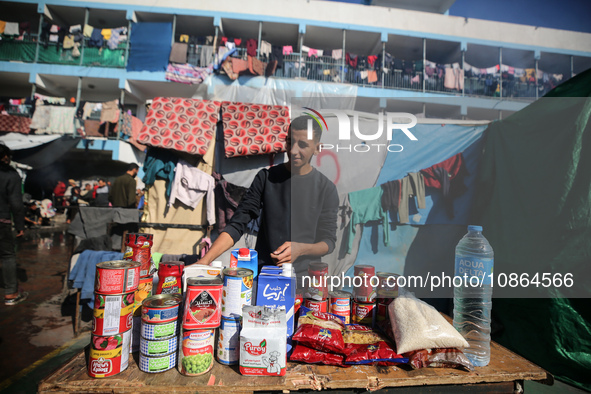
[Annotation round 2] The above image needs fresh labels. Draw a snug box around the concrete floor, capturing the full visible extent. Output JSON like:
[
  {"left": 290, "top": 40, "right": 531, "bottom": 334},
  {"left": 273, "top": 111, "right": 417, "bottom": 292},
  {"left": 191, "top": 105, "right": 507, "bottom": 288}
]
[{"left": 0, "top": 215, "right": 92, "bottom": 393}]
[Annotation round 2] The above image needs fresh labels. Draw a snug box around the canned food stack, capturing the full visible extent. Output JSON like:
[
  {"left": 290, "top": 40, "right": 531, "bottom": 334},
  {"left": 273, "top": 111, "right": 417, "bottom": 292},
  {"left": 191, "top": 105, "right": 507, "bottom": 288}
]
[
  {"left": 375, "top": 272, "right": 400, "bottom": 324},
  {"left": 88, "top": 260, "right": 140, "bottom": 378},
  {"left": 217, "top": 267, "right": 253, "bottom": 366},
  {"left": 180, "top": 277, "right": 223, "bottom": 375},
  {"left": 304, "top": 262, "right": 329, "bottom": 313},
  {"left": 139, "top": 293, "right": 183, "bottom": 373},
  {"left": 124, "top": 233, "right": 156, "bottom": 352},
  {"left": 351, "top": 265, "right": 377, "bottom": 326}
]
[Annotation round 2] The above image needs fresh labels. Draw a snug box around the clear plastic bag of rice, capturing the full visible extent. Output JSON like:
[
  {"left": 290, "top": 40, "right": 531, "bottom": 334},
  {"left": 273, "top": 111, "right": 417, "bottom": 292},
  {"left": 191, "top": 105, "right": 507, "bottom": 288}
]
[{"left": 388, "top": 289, "right": 469, "bottom": 354}]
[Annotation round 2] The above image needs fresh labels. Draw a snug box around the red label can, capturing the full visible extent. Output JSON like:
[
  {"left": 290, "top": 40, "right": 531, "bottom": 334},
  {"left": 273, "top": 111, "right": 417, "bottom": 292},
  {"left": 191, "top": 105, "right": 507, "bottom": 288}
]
[
  {"left": 92, "top": 292, "right": 135, "bottom": 336},
  {"left": 351, "top": 300, "right": 376, "bottom": 327},
  {"left": 124, "top": 233, "right": 153, "bottom": 278},
  {"left": 183, "top": 277, "right": 223, "bottom": 329},
  {"left": 88, "top": 329, "right": 131, "bottom": 378},
  {"left": 156, "top": 261, "right": 184, "bottom": 295},
  {"left": 304, "top": 298, "right": 328, "bottom": 313},
  {"left": 95, "top": 260, "right": 140, "bottom": 295},
  {"left": 307, "top": 262, "right": 329, "bottom": 300},
  {"left": 376, "top": 297, "right": 393, "bottom": 323},
  {"left": 352, "top": 265, "right": 376, "bottom": 303},
  {"left": 376, "top": 272, "right": 399, "bottom": 298},
  {"left": 329, "top": 290, "right": 351, "bottom": 324},
  {"left": 133, "top": 276, "right": 153, "bottom": 316}
]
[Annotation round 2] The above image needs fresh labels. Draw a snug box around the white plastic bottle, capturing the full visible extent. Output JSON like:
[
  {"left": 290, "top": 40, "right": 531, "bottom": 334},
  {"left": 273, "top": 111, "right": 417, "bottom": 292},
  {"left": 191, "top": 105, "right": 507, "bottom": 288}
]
[{"left": 453, "top": 225, "right": 494, "bottom": 367}]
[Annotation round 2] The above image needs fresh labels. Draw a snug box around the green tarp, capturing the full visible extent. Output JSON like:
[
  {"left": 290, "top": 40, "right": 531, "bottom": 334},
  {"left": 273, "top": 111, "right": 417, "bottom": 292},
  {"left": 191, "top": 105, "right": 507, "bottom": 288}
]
[{"left": 475, "top": 69, "right": 591, "bottom": 391}]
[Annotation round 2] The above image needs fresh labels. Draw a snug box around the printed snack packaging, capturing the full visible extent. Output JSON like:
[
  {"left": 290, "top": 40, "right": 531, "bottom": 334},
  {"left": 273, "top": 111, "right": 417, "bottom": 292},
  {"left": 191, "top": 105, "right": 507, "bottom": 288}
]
[
  {"left": 342, "top": 324, "right": 407, "bottom": 366},
  {"left": 290, "top": 344, "right": 346, "bottom": 366},
  {"left": 239, "top": 306, "right": 287, "bottom": 376},
  {"left": 292, "top": 310, "right": 345, "bottom": 354}
]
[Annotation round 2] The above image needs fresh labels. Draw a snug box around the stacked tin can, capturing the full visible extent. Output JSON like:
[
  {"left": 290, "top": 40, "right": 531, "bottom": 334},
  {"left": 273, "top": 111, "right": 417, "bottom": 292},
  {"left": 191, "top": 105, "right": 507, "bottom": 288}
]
[
  {"left": 139, "top": 293, "right": 183, "bottom": 373},
  {"left": 88, "top": 260, "right": 140, "bottom": 378},
  {"left": 351, "top": 265, "right": 377, "bottom": 326},
  {"left": 375, "top": 272, "right": 400, "bottom": 324},
  {"left": 123, "top": 233, "right": 155, "bottom": 353},
  {"left": 180, "top": 276, "right": 225, "bottom": 375},
  {"left": 304, "top": 262, "right": 329, "bottom": 312}
]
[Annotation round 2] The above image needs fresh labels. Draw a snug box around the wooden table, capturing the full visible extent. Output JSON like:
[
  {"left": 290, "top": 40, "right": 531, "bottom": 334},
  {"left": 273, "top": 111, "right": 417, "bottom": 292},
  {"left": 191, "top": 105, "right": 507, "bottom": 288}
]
[{"left": 39, "top": 340, "right": 552, "bottom": 393}]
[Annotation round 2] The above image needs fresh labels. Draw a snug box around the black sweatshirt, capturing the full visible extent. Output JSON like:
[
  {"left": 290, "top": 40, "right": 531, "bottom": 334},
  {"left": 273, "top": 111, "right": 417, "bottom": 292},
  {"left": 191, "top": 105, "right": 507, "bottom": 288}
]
[
  {"left": 223, "top": 164, "right": 338, "bottom": 277},
  {"left": 0, "top": 165, "right": 25, "bottom": 232}
]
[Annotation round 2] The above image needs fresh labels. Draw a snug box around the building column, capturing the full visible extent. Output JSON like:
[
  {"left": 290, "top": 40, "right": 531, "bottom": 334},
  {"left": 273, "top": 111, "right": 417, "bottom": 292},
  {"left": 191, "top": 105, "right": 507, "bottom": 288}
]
[
  {"left": 117, "top": 89, "right": 125, "bottom": 141},
  {"left": 341, "top": 29, "right": 346, "bottom": 83},
  {"left": 534, "top": 50, "right": 541, "bottom": 100},
  {"left": 422, "top": 38, "right": 426, "bottom": 93},
  {"left": 79, "top": 8, "right": 89, "bottom": 65},
  {"left": 499, "top": 47, "right": 503, "bottom": 99},
  {"left": 257, "top": 22, "right": 262, "bottom": 59},
  {"left": 570, "top": 55, "right": 574, "bottom": 79},
  {"left": 381, "top": 32, "right": 387, "bottom": 89},
  {"left": 34, "top": 13, "right": 44, "bottom": 63},
  {"left": 75, "top": 77, "right": 82, "bottom": 110}
]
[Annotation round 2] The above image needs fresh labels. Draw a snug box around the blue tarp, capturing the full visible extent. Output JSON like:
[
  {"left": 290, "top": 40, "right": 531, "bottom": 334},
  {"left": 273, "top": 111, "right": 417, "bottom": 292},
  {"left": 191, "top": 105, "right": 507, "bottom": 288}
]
[
  {"left": 127, "top": 22, "right": 172, "bottom": 72},
  {"left": 344, "top": 124, "right": 488, "bottom": 279},
  {"left": 69, "top": 250, "right": 124, "bottom": 307}
]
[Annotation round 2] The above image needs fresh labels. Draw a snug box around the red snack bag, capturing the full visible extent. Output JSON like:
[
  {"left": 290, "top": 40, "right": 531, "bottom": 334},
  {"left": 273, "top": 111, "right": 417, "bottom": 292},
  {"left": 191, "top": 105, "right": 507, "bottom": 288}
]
[
  {"left": 344, "top": 340, "right": 408, "bottom": 366},
  {"left": 405, "top": 348, "right": 474, "bottom": 371},
  {"left": 290, "top": 344, "right": 346, "bottom": 366},
  {"left": 292, "top": 310, "right": 346, "bottom": 354}
]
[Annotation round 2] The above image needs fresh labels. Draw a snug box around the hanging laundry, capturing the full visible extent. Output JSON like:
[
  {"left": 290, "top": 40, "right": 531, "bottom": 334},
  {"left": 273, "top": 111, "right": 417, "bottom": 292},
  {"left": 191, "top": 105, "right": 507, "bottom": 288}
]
[
  {"left": 200, "top": 45, "right": 214, "bottom": 66},
  {"left": 220, "top": 37, "right": 228, "bottom": 46},
  {"left": 367, "top": 55, "right": 378, "bottom": 67},
  {"left": 260, "top": 40, "right": 272, "bottom": 58},
  {"left": 47, "top": 107, "right": 76, "bottom": 135},
  {"left": 346, "top": 187, "right": 389, "bottom": 254},
  {"left": 367, "top": 70, "right": 378, "bottom": 83},
  {"left": 165, "top": 63, "right": 213, "bottom": 84},
  {"left": 301, "top": 45, "right": 310, "bottom": 53},
  {"left": 30, "top": 105, "right": 51, "bottom": 131},
  {"left": 107, "top": 27, "right": 126, "bottom": 50},
  {"left": 69, "top": 24, "right": 81, "bottom": 33},
  {"left": 83, "top": 24, "right": 94, "bottom": 38},
  {"left": 380, "top": 179, "right": 400, "bottom": 215},
  {"left": 179, "top": 34, "right": 189, "bottom": 43},
  {"left": 0, "top": 21, "right": 6, "bottom": 34},
  {"left": 246, "top": 39, "right": 257, "bottom": 57},
  {"left": 4, "top": 22, "right": 19, "bottom": 36},
  {"left": 271, "top": 45, "right": 284, "bottom": 68},
  {"left": 88, "top": 28, "right": 103, "bottom": 47},
  {"left": 332, "top": 49, "right": 342, "bottom": 60},
  {"left": 169, "top": 160, "right": 216, "bottom": 225},
  {"left": 142, "top": 148, "right": 178, "bottom": 200},
  {"left": 308, "top": 48, "right": 318, "bottom": 57},
  {"left": 346, "top": 53, "right": 358, "bottom": 68},
  {"left": 100, "top": 28, "right": 112, "bottom": 40},
  {"left": 234, "top": 38, "right": 242, "bottom": 46},
  {"left": 34, "top": 93, "right": 66, "bottom": 105},
  {"left": 231, "top": 57, "right": 248, "bottom": 74},
  {"left": 420, "top": 153, "right": 468, "bottom": 219},
  {"left": 283, "top": 45, "right": 293, "bottom": 55},
  {"left": 359, "top": 70, "right": 368, "bottom": 80},
  {"left": 213, "top": 172, "right": 248, "bottom": 231},
  {"left": 169, "top": 42, "right": 188, "bottom": 63},
  {"left": 398, "top": 172, "right": 426, "bottom": 224},
  {"left": 225, "top": 42, "right": 236, "bottom": 50},
  {"left": 63, "top": 35, "right": 75, "bottom": 49},
  {"left": 100, "top": 100, "right": 119, "bottom": 124}
]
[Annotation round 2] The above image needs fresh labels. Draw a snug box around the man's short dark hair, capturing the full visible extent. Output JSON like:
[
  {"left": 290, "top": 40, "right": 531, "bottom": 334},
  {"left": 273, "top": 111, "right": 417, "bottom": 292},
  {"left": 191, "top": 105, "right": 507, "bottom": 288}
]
[
  {"left": 0, "top": 144, "right": 12, "bottom": 159},
  {"left": 127, "top": 163, "right": 139, "bottom": 172},
  {"left": 98, "top": 178, "right": 106, "bottom": 183},
  {"left": 289, "top": 115, "right": 323, "bottom": 142}
]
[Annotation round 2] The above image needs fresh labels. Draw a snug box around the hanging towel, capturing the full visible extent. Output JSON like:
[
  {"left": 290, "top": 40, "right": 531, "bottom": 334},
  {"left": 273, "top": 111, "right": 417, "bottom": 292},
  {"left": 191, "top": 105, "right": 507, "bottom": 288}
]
[
  {"left": 301, "top": 45, "right": 310, "bottom": 53},
  {"left": 169, "top": 42, "right": 188, "bottom": 63},
  {"left": 260, "top": 40, "right": 272, "bottom": 57},
  {"left": 101, "top": 28, "right": 112, "bottom": 40},
  {"left": 200, "top": 45, "right": 214, "bottom": 66},
  {"left": 83, "top": 24, "right": 94, "bottom": 38},
  {"left": 332, "top": 49, "right": 342, "bottom": 60},
  {"left": 308, "top": 48, "right": 318, "bottom": 57},
  {"left": 246, "top": 39, "right": 257, "bottom": 57},
  {"left": 100, "top": 100, "right": 119, "bottom": 124},
  {"left": 169, "top": 160, "right": 216, "bottom": 225},
  {"left": 283, "top": 45, "right": 293, "bottom": 55},
  {"left": 347, "top": 187, "right": 389, "bottom": 254},
  {"left": 4, "top": 22, "right": 20, "bottom": 36},
  {"left": 367, "top": 70, "right": 378, "bottom": 83}
]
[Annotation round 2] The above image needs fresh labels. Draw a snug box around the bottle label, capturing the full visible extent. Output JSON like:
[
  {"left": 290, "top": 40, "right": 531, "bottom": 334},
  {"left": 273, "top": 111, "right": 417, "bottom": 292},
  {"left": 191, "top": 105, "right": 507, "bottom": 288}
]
[{"left": 455, "top": 257, "right": 493, "bottom": 285}]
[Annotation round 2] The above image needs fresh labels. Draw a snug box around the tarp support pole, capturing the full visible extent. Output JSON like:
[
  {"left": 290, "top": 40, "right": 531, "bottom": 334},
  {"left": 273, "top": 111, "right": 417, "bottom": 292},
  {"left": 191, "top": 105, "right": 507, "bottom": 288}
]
[
  {"left": 422, "top": 38, "right": 426, "bottom": 93},
  {"left": 381, "top": 42, "right": 386, "bottom": 89},
  {"left": 257, "top": 22, "right": 262, "bottom": 60},
  {"left": 34, "top": 13, "right": 43, "bottom": 64},
  {"left": 79, "top": 8, "right": 89, "bottom": 65},
  {"left": 171, "top": 15, "right": 176, "bottom": 45},
  {"left": 341, "top": 29, "right": 346, "bottom": 83},
  {"left": 499, "top": 47, "right": 503, "bottom": 99}
]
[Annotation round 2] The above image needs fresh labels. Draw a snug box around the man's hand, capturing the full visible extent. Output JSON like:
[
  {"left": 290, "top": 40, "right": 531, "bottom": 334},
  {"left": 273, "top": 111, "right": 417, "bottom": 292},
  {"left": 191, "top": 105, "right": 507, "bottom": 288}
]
[
  {"left": 271, "top": 242, "right": 302, "bottom": 266},
  {"left": 16, "top": 230, "right": 24, "bottom": 237}
]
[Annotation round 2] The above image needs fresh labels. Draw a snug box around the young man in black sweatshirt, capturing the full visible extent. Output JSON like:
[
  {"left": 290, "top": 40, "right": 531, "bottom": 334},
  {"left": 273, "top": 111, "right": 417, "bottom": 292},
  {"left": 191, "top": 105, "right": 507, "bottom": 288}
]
[{"left": 199, "top": 115, "right": 338, "bottom": 279}]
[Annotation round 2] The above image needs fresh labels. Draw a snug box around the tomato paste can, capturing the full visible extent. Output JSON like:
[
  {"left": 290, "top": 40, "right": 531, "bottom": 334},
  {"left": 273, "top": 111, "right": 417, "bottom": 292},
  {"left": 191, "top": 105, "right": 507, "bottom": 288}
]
[
  {"left": 156, "top": 261, "right": 184, "bottom": 295},
  {"left": 139, "top": 351, "right": 177, "bottom": 373},
  {"left": 92, "top": 292, "right": 134, "bottom": 336},
  {"left": 376, "top": 297, "right": 393, "bottom": 323},
  {"left": 307, "top": 262, "right": 329, "bottom": 300},
  {"left": 351, "top": 300, "right": 376, "bottom": 327},
  {"left": 124, "top": 233, "right": 154, "bottom": 278},
  {"left": 179, "top": 328, "right": 215, "bottom": 376},
  {"left": 133, "top": 276, "right": 154, "bottom": 316},
  {"left": 230, "top": 248, "right": 259, "bottom": 278},
  {"left": 95, "top": 260, "right": 140, "bottom": 295},
  {"left": 221, "top": 268, "right": 253, "bottom": 319},
  {"left": 216, "top": 317, "right": 241, "bottom": 365},
  {"left": 329, "top": 290, "right": 351, "bottom": 324},
  {"left": 352, "top": 265, "right": 376, "bottom": 303},
  {"left": 140, "top": 335, "right": 178, "bottom": 356},
  {"left": 304, "top": 298, "right": 328, "bottom": 313},
  {"left": 141, "top": 293, "right": 183, "bottom": 324},
  {"left": 88, "top": 329, "right": 131, "bottom": 378},
  {"left": 376, "top": 272, "right": 400, "bottom": 298},
  {"left": 141, "top": 320, "right": 178, "bottom": 341},
  {"left": 183, "top": 277, "right": 223, "bottom": 329}
]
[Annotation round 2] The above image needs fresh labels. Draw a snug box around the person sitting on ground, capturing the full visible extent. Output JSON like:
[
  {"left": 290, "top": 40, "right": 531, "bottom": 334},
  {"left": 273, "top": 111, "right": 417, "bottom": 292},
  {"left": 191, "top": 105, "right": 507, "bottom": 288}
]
[
  {"left": 94, "top": 178, "right": 110, "bottom": 207},
  {"left": 109, "top": 163, "right": 139, "bottom": 208},
  {"left": 24, "top": 202, "right": 43, "bottom": 227}
]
